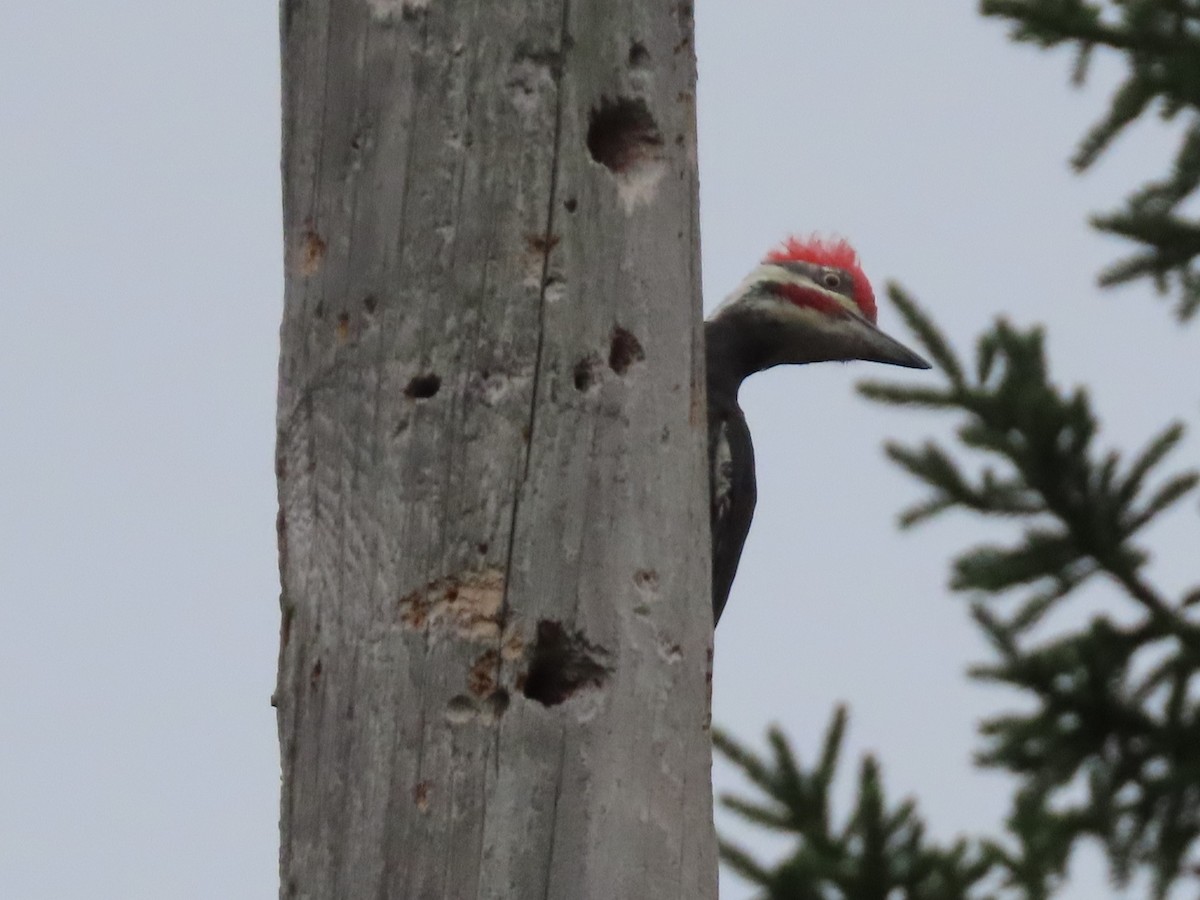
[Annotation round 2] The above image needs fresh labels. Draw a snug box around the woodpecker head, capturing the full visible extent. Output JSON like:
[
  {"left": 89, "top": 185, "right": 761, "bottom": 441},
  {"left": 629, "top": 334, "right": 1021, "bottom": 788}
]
[{"left": 708, "top": 235, "right": 930, "bottom": 374}]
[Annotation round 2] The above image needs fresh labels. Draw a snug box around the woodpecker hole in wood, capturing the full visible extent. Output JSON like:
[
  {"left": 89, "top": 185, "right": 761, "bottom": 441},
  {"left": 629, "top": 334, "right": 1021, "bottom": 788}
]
[
  {"left": 628, "top": 42, "right": 650, "bottom": 68},
  {"left": 563, "top": 197, "right": 578, "bottom": 213},
  {"left": 485, "top": 688, "right": 510, "bottom": 721},
  {"left": 608, "top": 326, "right": 645, "bottom": 375},
  {"left": 445, "top": 694, "right": 477, "bottom": 724},
  {"left": 362, "top": 294, "right": 378, "bottom": 314},
  {"left": 633, "top": 568, "right": 660, "bottom": 596},
  {"left": 573, "top": 355, "right": 600, "bottom": 392},
  {"left": 522, "top": 620, "right": 611, "bottom": 707},
  {"left": 658, "top": 642, "right": 683, "bottom": 664},
  {"left": 587, "top": 97, "right": 663, "bottom": 174},
  {"left": 404, "top": 373, "right": 441, "bottom": 399},
  {"left": 542, "top": 275, "right": 566, "bottom": 304}
]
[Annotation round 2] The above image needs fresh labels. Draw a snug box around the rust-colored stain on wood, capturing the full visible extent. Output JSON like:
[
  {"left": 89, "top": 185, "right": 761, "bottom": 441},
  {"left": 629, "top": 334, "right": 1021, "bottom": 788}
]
[
  {"left": 398, "top": 568, "right": 505, "bottom": 642},
  {"left": 299, "top": 226, "right": 326, "bottom": 276},
  {"left": 501, "top": 627, "right": 525, "bottom": 662},
  {"left": 413, "top": 781, "right": 431, "bottom": 813},
  {"left": 525, "top": 232, "right": 560, "bottom": 255},
  {"left": 468, "top": 649, "right": 500, "bottom": 697}
]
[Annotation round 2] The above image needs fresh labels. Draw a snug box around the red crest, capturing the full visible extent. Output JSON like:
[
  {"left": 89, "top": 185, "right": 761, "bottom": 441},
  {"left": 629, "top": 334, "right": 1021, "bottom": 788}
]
[{"left": 765, "top": 235, "right": 877, "bottom": 322}]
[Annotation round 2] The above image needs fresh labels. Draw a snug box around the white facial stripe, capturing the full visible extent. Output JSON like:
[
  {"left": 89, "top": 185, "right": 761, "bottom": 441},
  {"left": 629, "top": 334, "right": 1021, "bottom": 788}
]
[
  {"left": 765, "top": 266, "right": 864, "bottom": 318},
  {"left": 705, "top": 264, "right": 868, "bottom": 324},
  {"left": 709, "top": 264, "right": 792, "bottom": 315},
  {"left": 711, "top": 295, "right": 848, "bottom": 334},
  {"left": 712, "top": 263, "right": 865, "bottom": 320}
]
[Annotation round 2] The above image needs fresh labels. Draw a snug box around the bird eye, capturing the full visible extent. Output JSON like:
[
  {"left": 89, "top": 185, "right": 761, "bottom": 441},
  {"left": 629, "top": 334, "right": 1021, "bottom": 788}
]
[{"left": 822, "top": 272, "right": 841, "bottom": 289}]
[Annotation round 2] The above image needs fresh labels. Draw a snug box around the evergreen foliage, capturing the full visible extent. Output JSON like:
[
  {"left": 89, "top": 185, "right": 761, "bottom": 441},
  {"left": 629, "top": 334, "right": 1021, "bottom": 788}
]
[
  {"left": 862, "top": 289, "right": 1200, "bottom": 898},
  {"left": 715, "top": 708, "right": 999, "bottom": 900},
  {"left": 980, "top": 0, "right": 1200, "bottom": 320},
  {"left": 716, "top": 293, "right": 1199, "bottom": 898}
]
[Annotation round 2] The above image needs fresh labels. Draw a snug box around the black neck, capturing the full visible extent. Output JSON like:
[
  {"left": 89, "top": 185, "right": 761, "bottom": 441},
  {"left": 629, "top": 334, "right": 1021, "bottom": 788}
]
[{"left": 704, "top": 316, "right": 773, "bottom": 409}]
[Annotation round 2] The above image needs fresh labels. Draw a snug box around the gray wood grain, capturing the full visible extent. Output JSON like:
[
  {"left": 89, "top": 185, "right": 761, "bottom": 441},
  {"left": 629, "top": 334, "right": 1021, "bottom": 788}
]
[{"left": 276, "top": 1, "right": 715, "bottom": 896}]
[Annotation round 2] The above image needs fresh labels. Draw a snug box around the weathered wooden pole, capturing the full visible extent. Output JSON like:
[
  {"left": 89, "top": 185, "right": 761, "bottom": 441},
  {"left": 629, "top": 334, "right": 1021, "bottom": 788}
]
[{"left": 275, "top": 0, "right": 715, "bottom": 896}]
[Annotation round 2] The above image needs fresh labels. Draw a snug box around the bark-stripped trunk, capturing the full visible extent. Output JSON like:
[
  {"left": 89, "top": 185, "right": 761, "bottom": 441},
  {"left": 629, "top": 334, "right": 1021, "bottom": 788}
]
[{"left": 275, "top": 0, "right": 715, "bottom": 896}]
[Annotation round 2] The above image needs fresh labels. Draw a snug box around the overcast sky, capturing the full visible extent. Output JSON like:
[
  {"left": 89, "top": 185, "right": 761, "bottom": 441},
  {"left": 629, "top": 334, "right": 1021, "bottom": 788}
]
[{"left": 2, "top": 1, "right": 1195, "bottom": 898}]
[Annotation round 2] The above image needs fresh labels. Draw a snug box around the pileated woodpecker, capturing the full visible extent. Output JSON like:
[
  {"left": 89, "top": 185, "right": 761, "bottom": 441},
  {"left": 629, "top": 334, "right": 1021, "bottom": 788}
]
[{"left": 706, "top": 236, "right": 931, "bottom": 625}]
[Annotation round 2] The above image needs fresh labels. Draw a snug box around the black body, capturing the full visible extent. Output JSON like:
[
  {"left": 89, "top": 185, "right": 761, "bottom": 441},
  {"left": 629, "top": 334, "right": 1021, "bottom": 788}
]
[{"left": 705, "top": 315, "right": 762, "bottom": 625}]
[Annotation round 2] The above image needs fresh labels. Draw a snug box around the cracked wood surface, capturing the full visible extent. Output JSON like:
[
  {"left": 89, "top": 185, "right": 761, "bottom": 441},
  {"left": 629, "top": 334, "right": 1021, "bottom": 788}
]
[{"left": 276, "top": 1, "right": 715, "bottom": 897}]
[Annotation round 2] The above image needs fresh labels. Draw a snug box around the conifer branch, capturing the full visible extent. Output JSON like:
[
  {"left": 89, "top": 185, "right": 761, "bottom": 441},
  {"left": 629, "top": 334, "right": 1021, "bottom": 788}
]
[
  {"left": 859, "top": 292, "right": 1200, "bottom": 895},
  {"left": 981, "top": 0, "right": 1200, "bottom": 320},
  {"left": 715, "top": 707, "right": 1003, "bottom": 899}
]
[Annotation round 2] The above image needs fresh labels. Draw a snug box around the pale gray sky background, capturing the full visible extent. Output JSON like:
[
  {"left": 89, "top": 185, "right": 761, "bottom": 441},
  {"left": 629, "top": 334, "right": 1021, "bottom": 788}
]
[{"left": 1, "top": 1, "right": 1194, "bottom": 898}]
